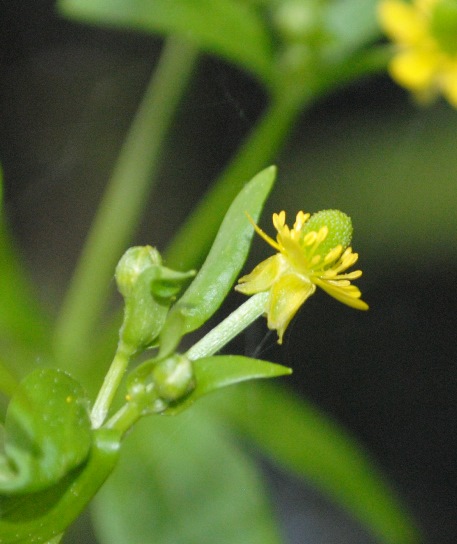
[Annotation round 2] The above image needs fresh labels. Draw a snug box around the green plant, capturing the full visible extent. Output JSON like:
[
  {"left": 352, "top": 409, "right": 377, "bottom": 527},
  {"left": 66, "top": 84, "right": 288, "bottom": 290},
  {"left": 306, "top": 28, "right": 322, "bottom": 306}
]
[{"left": 0, "top": 1, "right": 423, "bottom": 543}]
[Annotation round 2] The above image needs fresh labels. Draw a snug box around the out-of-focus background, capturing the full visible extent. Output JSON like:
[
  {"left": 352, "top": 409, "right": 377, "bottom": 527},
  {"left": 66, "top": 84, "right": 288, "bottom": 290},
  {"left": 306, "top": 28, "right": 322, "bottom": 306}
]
[{"left": 1, "top": 1, "right": 457, "bottom": 543}]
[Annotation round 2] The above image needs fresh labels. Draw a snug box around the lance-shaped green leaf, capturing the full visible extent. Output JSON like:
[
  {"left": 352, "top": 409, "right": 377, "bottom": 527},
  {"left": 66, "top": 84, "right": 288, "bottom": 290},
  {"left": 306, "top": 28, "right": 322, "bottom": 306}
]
[
  {"left": 92, "top": 410, "right": 282, "bottom": 544},
  {"left": 210, "top": 382, "right": 422, "bottom": 544},
  {"left": 163, "top": 355, "right": 291, "bottom": 415},
  {"left": 165, "top": 165, "right": 276, "bottom": 337},
  {"left": 0, "top": 369, "right": 92, "bottom": 494},
  {"left": 0, "top": 428, "right": 121, "bottom": 544},
  {"left": 0, "top": 169, "right": 49, "bottom": 355},
  {"left": 57, "top": 0, "right": 274, "bottom": 84}
]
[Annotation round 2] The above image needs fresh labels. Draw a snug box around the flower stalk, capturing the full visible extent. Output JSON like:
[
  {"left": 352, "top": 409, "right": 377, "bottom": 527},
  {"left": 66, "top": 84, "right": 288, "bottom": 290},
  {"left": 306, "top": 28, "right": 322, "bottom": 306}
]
[{"left": 186, "top": 292, "right": 269, "bottom": 361}]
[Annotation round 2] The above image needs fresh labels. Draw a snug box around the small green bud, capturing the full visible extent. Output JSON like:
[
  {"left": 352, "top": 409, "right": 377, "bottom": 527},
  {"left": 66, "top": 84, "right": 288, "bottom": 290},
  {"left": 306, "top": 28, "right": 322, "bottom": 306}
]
[
  {"left": 152, "top": 355, "right": 194, "bottom": 402},
  {"left": 115, "top": 246, "right": 195, "bottom": 354},
  {"left": 115, "top": 246, "right": 162, "bottom": 298},
  {"left": 302, "top": 209, "right": 353, "bottom": 256}
]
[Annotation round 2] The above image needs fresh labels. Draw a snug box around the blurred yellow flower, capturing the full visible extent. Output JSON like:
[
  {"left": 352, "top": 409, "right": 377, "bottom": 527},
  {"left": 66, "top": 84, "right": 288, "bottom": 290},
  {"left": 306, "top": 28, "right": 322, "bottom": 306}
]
[
  {"left": 378, "top": 0, "right": 457, "bottom": 106},
  {"left": 236, "top": 210, "right": 368, "bottom": 344}
]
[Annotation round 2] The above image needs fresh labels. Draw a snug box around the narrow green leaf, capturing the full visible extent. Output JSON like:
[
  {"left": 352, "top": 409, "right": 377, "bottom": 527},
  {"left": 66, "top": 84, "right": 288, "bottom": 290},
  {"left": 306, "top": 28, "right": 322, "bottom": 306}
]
[
  {"left": 167, "top": 166, "right": 276, "bottom": 335},
  {"left": 92, "top": 411, "right": 281, "bottom": 544},
  {"left": 0, "top": 429, "right": 121, "bottom": 544},
  {"left": 0, "top": 198, "right": 49, "bottom": 354},
  {"left": 0, "top": 369, "right": 92, "bottom": 494},
  {"left": 211, "top": 383, "right": 422, "bottom": 544},
  {"left": 165, "top": 355, "right": 291, "bottom": 415},
  {"left": 58, "top": 0, "right": 274, "bottom": 83}
]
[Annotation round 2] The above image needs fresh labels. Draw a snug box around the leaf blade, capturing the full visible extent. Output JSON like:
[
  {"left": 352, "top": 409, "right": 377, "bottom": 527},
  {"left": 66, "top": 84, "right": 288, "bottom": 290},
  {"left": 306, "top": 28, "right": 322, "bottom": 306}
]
[
  {"left": 92, "top": 411, "right": 282, "bottom": 544},
  {"left": 58, "top": 0, "right": 274, "bottom": 83},
  {"left": 210, "top": 382, "right": 422, "bottom": 544},
  {"left": 168, "top": 165, "right": 276, "bottom": 335}
]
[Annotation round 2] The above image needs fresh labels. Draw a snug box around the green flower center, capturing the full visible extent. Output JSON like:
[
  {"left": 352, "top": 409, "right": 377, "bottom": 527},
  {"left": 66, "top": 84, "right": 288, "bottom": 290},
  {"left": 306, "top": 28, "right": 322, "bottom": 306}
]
[{"left": 301, "top": 209, "right": 353, "bottom": 257}]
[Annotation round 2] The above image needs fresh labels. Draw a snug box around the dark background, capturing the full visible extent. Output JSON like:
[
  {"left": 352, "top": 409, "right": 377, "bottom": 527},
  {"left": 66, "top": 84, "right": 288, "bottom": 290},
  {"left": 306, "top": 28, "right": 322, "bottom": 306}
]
[{"left": 1, "top": 2, "right": 456, "bottom": 543}]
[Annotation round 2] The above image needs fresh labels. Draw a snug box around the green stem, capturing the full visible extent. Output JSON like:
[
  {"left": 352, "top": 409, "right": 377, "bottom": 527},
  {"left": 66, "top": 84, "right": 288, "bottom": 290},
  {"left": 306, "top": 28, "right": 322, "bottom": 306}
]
[
  {"left": 186, "top": 292, "right": 269, "bottom": 360},
  {"left": 104, "top": 292, "right": 269, "bottom": 436},
  {"left": 91, "top": 342, "right": 134, "bottom": 428},
  {"left": 105, "top": 401, "right": 142, "bottom": 436},
  {"left": 53, "top": 37, "right": 199, "bottom": 365},
  {"left": 164, "top": 92, "right": 309, "bottom": 270}
]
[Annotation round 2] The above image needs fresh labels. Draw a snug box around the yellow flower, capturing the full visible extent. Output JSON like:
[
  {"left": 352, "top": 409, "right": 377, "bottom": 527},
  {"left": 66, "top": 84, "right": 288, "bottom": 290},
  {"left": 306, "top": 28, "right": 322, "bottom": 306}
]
[
  {"left": 378, "top": 0, "right": 457, "bottom": 106},
  {"left": 236, "top": 210, "right": 368, "bottom": 344}
]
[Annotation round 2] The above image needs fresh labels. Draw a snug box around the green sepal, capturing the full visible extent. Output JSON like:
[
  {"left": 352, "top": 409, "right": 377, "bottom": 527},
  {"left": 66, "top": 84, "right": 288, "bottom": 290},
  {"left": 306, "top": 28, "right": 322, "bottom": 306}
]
[
  {"left": 0, "top": 369, "right": 92, "bottom": 495},
  {"left": 162, "top": 355, "right": 291, "bottom": 415},
  {"left": 167, "top": 166, "right": 276, "bottom": 337},
  {"left": 0, "top": 428, "right": 121, "bottom": 543}
]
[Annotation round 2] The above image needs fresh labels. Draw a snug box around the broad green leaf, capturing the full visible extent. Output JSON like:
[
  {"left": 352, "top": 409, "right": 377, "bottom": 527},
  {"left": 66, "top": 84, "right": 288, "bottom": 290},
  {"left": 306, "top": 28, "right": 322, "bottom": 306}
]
[
  {"left": 166, "top": 166, "right": 276, "bottom": 335},
  {"left": 0, "top": 369, "right": 92, "bottom": 494},
  {"left": 92, "top": 410, "right": 282, "bottom": 544},
  {"left": 58, "top": 0, "right": 274, "bottom": 84},
  {"left": 0, "top": 428, "right": 121, "bottom": 544},
  {"left": 164, "top": 355, "right": 291, "bottom": 415},
  {"left": 210, "top": 383, "right": 422, "bottom": 544}
]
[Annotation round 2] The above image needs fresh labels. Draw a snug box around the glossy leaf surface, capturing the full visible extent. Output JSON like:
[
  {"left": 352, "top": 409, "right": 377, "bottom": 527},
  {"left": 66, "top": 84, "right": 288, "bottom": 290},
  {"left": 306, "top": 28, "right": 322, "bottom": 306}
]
[
  {"left": 0, "top": 429, "right": 121, "bottom": 543},
  {"left": 166, "top": 166, "right": 276, "bottom": 336},
  {"left": 92, "top": 410, "right": 281, "bottom": 544},
  {"left": 58, "top": 0, "right": 274, "bottom": 83},
  {"left": 0, "top": 369, "right": 92, "bottom": 495}
]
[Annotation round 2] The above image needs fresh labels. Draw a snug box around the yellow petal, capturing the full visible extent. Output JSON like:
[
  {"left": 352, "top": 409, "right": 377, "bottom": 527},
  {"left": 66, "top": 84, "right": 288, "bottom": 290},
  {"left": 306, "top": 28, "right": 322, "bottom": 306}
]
[
  {"left": 378, "top": 0, "right": 428, "bottom": 44},
  {"left": 389, "top": 48, "right": 438, "bottom": 90},
  {"left": 314, "top": 278, "right": 369, "bottom": 310},
  {"left": 267, "top": 274, "right": 315, "bottom": 344},
  {"left": 236, "top": 254, "right": 283, "bottom": 295}
]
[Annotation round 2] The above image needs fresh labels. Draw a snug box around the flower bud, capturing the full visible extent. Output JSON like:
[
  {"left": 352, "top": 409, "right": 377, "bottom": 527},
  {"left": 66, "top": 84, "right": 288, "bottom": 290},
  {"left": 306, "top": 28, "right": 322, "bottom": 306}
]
[
  {"left": 115, "top": 246, "right": 194, "bottom": 354},
  {"left": 115, "top": 246, "right": 162, "bottom": 298},
  {"left": 151, "top": 355, "right": 194, "bottom": 402}
]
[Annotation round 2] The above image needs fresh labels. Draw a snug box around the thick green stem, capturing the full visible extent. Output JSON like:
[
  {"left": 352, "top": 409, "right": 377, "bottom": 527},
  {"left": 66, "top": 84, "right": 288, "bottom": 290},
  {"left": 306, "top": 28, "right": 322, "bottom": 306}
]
[
  {"left": 186, "top": 292, "right": 269, "bottom": 360},
  {"left": 105, "top": 401, "right": 142, "bottom": 436},
  {"left": 164, "top": 92, "right": 309, "bottom": 270},
  {"left": 54, "top": 37, "right": 199, "bottom": 365}
]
